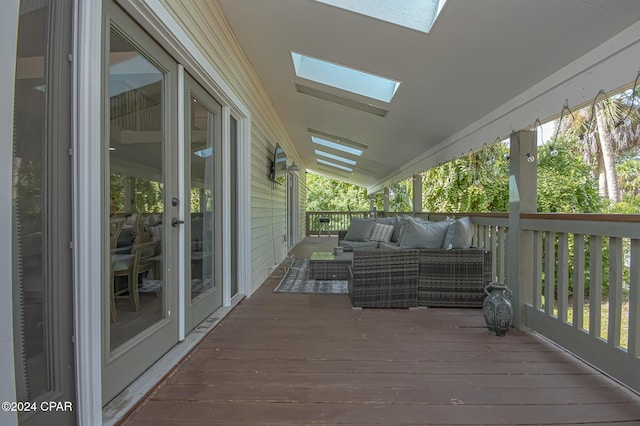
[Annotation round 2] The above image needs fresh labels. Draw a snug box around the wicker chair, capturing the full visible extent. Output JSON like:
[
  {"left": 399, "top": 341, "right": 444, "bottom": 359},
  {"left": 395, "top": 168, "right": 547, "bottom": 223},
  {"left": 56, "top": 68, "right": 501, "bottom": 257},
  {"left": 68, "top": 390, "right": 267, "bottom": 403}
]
[{"left": 348, "top": 249, "right": 419, "bottom": 308}]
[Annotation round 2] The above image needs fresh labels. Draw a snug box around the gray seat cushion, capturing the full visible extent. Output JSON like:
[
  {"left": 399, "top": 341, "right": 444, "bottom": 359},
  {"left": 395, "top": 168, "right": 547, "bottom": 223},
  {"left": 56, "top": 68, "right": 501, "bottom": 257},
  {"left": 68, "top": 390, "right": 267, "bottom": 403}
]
[
  {"left": 378, "top": 242, "right": 402, "bottom": 250},
  {"left": 339, "top": 240, "right": 379, "bottom": 251}
]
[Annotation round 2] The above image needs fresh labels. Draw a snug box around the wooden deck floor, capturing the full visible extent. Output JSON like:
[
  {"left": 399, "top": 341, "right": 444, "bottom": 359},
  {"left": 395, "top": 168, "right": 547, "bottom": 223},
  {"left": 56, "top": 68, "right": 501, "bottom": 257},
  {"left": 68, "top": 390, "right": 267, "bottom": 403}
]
[{"left": 122, "top": 237, "right": 640, "bottom": 425}]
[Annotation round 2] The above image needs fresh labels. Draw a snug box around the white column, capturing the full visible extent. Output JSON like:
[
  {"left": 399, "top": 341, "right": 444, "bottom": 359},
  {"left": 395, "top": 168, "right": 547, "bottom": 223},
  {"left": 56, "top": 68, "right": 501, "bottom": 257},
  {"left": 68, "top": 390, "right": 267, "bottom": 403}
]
[
  {"left": 73, "top": 0, "right": 104, "bottom": 424},
  {"left": 508, "top": 130, "right": 537, "bottom": 329},
  {"left": 383, "top": 187, "right": 389, "bottom": 213},
  {"left": 412, "top": 174, "right": 423, "bottom": 213}
]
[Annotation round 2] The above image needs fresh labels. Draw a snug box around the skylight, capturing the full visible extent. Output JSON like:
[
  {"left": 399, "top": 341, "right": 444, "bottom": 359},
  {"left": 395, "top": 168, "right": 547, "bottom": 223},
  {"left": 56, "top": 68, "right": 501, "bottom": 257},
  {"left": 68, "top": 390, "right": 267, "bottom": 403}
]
[
  {"left": 315, "top": 0, "right": 447, "bottom": 33},
  {"left": 317, "top": 158, "right": 353, "bottom": 172},
  {"left": 311, "top": 136, "right": 363, "bottom": 156},
  {"left": 194, "top": 147, "right": 213, "bottom": 158},
  {"left": 315, "top": 149, "right": 357, "bottom": 166},
  {"left": 291, "top": 52, "right": 400, "bottom": 103}
]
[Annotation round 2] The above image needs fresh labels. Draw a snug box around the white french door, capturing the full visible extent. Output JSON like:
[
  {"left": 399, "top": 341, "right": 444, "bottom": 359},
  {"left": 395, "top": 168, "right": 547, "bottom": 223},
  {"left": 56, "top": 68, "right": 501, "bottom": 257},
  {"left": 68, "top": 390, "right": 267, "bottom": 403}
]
[
  {"left": 102, "top": 1, "right": 179, "bottom": 403},
  {"left": 183, "top": 74, "right": 223, "bottom": 332}
]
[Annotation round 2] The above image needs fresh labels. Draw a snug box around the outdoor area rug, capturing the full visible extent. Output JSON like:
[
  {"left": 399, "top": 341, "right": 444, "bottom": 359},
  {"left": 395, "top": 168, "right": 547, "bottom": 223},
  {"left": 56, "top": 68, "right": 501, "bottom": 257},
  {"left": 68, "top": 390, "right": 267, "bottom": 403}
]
[{"left": 274, "top": 258, "right": 349, "bottom": 294}]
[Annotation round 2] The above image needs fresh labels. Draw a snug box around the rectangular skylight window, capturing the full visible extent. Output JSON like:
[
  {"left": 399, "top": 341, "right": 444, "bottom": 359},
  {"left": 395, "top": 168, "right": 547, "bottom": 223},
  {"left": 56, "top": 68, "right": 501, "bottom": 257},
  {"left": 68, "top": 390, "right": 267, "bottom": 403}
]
[
  {"left": 311, "top": 136, "right": 363, "bottom": 156},
  {"left": 317, "top": 158, "right": 353, "bottom": 172},
  {"left": 292, "top": 52, "right": 400, "bottom": 103},
  {"left": 315, "top": 0, "right": 447, "bottom": 33},
  {"left": 315, "top": 149, "right": 357, "bottom": 165}
]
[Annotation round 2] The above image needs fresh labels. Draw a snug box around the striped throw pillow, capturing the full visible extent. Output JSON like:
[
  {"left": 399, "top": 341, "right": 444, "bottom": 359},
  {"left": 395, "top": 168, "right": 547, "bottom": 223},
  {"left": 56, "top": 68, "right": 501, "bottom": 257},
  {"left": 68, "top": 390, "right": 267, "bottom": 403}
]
[{"left": 370, "top": 223, "right": 394, "bottom": 243}]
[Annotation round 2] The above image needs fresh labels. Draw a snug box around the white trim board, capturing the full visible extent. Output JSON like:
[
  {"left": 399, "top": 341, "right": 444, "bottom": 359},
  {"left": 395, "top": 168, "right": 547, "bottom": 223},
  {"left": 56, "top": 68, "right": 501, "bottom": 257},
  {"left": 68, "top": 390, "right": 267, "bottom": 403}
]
[
  {"left": 73, "top": 0, "right": 104, "bottom": 424},
  {"left": 0, "top": 2, "right": 20, "bottom": 425}
]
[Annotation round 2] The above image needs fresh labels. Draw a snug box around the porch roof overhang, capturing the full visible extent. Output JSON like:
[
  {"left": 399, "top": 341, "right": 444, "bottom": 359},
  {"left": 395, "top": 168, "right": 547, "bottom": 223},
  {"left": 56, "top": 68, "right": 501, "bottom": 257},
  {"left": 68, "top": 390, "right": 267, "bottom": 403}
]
[{"left": 216, "top": 0, "right": 640, "bottom": 193}]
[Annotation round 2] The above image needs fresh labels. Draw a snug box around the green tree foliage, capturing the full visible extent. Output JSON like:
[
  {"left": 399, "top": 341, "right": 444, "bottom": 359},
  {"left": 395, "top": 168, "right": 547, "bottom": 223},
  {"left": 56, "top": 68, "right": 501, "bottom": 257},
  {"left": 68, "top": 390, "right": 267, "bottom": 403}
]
[
  {"left": 606, "top": 154, "right": 640, "bottom": 213},
  {"left": 110, "top": 173, "right": 125, "bottom": 212},
  {"left": 419, "top": 136, "right": 601, "bottom": 214},
  {"left": 567, "top": 88, "right": 640, "bottom": 202},
  {"left": 536, "top": 135, "right": 602, "bottom": 213},
  {"left": 306, "top": 173, "right": 369, "bottom": 211},
  {"left": 422, "top": 143, "right": 509, "bottom": 212},
  {"left": 384, "top": 180, "right": 413, "bottom": 212},
  {"left": 134, "top": 179, "right": 164, "bottom": 213},
  {"left": 110, "top": 174, "right": 164, "bottom": 214}
]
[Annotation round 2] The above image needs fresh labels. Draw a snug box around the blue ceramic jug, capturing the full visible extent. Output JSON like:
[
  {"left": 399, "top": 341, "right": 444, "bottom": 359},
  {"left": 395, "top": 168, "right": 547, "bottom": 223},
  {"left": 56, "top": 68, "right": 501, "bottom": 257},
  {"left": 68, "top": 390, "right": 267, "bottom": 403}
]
[{"left": 483, "top": 282, "right": 512, "bottom": 336}]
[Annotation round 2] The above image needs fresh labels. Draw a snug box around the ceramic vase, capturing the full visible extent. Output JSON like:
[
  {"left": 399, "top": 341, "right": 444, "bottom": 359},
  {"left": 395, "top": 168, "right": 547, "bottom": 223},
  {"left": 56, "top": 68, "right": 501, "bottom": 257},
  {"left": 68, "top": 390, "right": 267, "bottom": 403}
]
[{"left": 483, "top": 282, "right": 513, "bottom": 336}]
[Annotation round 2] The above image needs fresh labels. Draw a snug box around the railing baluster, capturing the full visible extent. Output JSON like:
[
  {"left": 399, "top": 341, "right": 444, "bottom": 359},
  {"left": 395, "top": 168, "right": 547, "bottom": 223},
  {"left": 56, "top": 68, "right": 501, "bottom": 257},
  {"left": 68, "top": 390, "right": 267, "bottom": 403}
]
[
  {"left": 544, "top": 231, "right": 555, "bottom": 316},
  {"left": 609, "top": 237, "right": 623, "bottom": 347},
  {"left": 533, "top": 231, "right": 542, "bottom": 310},
  {"left": 490, "top": 226, "right": 497, "bottom": 281},
  {"left": 557, "top": 233, "right": 569, "bottom": 322},
  {"left": 498, "top": 227, "right": 506, "bottom": 283},
  {"left": 482, "top": 226, "right": 494, "bottom": 250},
  {"left": 629, "top": 239, "right": 640, "bottom": 355},
  {"left": 573, "top": 234, "right": 585, "bottom": 331},
  {"left": 589, "top": 235, "right": 603, "bottom": 339}
]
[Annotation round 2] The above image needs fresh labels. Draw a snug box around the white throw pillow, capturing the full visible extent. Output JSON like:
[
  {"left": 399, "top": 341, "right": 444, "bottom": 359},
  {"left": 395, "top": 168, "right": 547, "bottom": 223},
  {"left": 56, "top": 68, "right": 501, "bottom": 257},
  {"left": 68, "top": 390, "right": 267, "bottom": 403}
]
[{"left": 370, "top": 223, "right": 394, "bottom": 243}]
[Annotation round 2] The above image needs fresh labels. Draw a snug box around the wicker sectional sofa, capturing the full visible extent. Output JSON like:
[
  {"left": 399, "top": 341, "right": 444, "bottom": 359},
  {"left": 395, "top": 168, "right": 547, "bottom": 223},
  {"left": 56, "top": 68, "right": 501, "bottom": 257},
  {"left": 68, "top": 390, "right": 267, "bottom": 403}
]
[
  {"left": 341, "top": 215, "right": 492, "bottom": 308},
  {"left": 348, "top": 247, "right": 492, "bottom": 308}
]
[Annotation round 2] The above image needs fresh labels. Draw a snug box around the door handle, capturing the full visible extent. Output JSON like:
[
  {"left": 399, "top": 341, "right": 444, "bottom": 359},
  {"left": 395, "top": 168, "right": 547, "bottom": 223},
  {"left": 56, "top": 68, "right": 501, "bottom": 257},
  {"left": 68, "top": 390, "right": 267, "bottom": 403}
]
[{"left": 171, "top": 217, "right": 185, "bottom": 227}]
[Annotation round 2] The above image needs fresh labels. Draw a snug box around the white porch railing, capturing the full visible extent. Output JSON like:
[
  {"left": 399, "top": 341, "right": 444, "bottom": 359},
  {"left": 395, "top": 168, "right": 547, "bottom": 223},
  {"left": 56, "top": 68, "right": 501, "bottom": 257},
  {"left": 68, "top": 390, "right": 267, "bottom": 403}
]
[{"left": 470, "top": 212, "right": 640, "bottom": 393}]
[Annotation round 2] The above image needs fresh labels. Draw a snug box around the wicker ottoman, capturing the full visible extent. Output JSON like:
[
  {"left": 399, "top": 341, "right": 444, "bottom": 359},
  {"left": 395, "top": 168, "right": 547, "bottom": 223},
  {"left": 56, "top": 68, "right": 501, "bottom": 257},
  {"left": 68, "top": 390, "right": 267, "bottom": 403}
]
[{"left": 308, "top": 251, "right": 353, "bottom": 280}]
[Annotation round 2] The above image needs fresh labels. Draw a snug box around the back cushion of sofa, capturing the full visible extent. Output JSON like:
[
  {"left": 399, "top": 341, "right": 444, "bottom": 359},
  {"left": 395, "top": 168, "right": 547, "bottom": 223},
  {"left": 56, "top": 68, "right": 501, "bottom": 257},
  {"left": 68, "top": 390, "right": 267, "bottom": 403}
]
[
  {"left": 442, "top": 216, "right": 474, "bottom": 249},
  {"left": 401, "top": 218, "right": 450, "bottom": 248},
  {"left": 344, "top": 218, "right": 376, "bottom": 241},
  {"left": 397, "top": 216, "right": 425, "bottom": 244}
]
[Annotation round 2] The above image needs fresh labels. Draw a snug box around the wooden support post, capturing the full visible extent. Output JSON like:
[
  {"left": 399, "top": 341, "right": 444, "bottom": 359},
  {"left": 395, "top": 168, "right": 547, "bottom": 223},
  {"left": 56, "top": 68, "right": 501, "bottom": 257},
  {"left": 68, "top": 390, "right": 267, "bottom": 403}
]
[
  {"left": 413, "top": 174, "right": 422, "bottom": 213},
  {"left": 508, "top": 130, "right": 536, "bottom": 329},
  {"left": 369, "top": 194, "right": 376, "bottom": 217},
  {"left": 383, "top": 187, "right": 389, "bottom": 213}
]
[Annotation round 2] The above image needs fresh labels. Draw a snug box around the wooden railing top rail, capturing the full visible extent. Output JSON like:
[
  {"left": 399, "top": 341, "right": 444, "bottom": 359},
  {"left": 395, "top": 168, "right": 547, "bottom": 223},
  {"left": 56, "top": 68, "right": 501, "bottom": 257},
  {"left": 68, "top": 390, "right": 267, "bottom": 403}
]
[
  {"left": 308, "top": 211, "right": 640, "bottom": 224},
  {"left": 521, "top": 213, "right": 640, "bottom": 223}
]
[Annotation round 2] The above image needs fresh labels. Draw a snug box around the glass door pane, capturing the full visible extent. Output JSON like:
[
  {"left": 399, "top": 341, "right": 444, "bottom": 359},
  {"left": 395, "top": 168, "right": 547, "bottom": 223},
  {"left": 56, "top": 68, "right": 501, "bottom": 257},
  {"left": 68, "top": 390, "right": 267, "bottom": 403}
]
[
  {"left": 108, "top": 29, "right": 166, "bottom": 350},
  {"left": 185, "top": 76, "right": 222, "bottom": 332},
  {"left": 12, "top": 0, "right": 76, "bottom": 424},
  {"left": 230, "top": 116, "right": 238, "bottom": 297},
  {"left": 189, "top": 96, "right": 214, "bottom": 301}
]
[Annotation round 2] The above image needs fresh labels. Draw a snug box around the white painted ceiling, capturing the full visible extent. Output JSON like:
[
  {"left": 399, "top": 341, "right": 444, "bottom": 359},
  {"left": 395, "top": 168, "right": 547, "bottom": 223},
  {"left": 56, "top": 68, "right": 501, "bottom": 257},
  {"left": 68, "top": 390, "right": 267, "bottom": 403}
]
[{"left": 215, "top": 0, "right": 640, "bottom": 190}]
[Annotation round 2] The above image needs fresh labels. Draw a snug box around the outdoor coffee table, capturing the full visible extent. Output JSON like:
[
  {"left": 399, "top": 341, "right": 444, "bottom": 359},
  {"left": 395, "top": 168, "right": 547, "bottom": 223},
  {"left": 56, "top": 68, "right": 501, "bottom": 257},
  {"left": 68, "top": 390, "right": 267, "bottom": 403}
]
[{"left": 308, "top": 251, "right": 353, "bottom": 280}]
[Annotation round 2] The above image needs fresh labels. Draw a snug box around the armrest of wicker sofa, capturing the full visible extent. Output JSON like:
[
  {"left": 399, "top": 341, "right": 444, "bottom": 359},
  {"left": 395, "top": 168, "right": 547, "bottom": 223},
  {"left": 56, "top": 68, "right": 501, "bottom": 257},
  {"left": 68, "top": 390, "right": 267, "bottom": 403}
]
[
  {"left": 348, "top": 249, "right": 419, "bottom": 308},
  {"left": 417, "top": 248, "right": 492, "bottom": 308}
]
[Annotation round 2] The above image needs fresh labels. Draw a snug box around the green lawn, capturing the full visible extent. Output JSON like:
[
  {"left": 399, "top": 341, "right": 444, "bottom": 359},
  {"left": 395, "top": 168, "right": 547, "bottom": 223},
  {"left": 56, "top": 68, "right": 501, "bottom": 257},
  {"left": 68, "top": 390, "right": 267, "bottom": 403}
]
[{"left": 550, "top": 298, "right": 630, "bottom": 349}]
